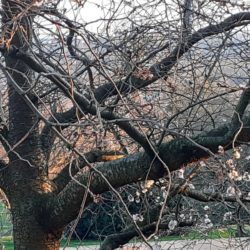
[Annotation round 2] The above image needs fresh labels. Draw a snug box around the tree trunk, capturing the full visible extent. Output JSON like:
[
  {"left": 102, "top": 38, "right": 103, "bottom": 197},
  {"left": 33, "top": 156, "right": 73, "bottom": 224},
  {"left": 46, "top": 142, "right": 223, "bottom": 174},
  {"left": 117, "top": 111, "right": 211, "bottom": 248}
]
[
  {"left": 6, "top": 183, "right": 63, "bottom": 250},
  {"left": 1, "top": 1, "right": 59, "bottom": 248},
  {"left": 12, "top": 206, "right": 62, "bottom": 250}
]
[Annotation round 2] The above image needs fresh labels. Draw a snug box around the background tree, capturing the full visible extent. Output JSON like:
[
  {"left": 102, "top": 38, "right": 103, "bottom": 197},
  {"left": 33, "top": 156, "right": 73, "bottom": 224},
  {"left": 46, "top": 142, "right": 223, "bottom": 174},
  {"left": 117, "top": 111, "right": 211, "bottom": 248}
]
[{"left": 0, "top": 0, "right": 249, "bottom": 249}]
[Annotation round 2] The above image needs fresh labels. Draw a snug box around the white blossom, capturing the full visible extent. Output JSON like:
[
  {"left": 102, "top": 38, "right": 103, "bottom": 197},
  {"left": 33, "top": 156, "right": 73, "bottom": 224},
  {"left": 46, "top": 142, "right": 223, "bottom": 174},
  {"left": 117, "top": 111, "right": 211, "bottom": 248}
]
[
  {"left": 233, "top": 149, "right": 241, "bottom": 159},
  {"left": 246, "top": 193, "right": 250, "bottom": 200},
  {"left": 204, "top": 215, "right": 213, "bottom": 228},
  {"left": 176, "top": 169, "right": 184, "bottom": 179},
  {"left": 132, "top": 214, "right": 144, "bottom": 222},
  {"left": 162, "top": 190, "right": 168, "bottom": 199},
  {"left": 155, "top": 196, "right": 160, "bottom": 202},
  {"left": 128, "top": 194, "right": 134, "bottom": 202},
  {"left": 188, "top": 183, "right": 195, "bottom": 189},
  {"left": 168, "top": 220, "right": 178, "bottom": 230},
  {"left": 135, "top": 197, "right": 141, "bottom": 203},
  {"left": 218, "top": 145, "right": 224, "bottom": 155},
  {"left": 226, "top": 159, "right": 235, "bottom": 169},
  {"left": 144, "top": 180, "right": 155, "bottom": 189},
  {"left": 32, "top": 0, "right": 44, "bottom": 7},
  {"left": 200, "top": 161, "right": 206, "bottom": 167},
  {"left": 204, "top": 205, "right": 210, "bottom": 211},
  {"left": 223, "top": 212, "right": 233, "bottom": 221},
  {"left": 180, "top": 214, "right": 185, "bottom": 219},
  {"left": 159, "top": 178, "right": 165, "bottom": 184},
  {"left": 228, "top": 170, "right": 242, "bottom": 181},
  {"left": 132, "top": 214, "right": 138, "bottom": 221},
  {"left": 137, "top": 214, "right": 144, "bottom": 222},
  {"left": 243, "top": 172, "right": 250, "bottom": 181},
  {"left": 206, "top": 222, "right": 213, "bottom": 228},
  {"left": 226, "top": 186, "right": 236, "bottom": 196},
  {"left": 136, "top": 190, "right": 140, "bottom": 196},
  {"left": 245, "top": 155, "right": 250, "bottom": 160}
]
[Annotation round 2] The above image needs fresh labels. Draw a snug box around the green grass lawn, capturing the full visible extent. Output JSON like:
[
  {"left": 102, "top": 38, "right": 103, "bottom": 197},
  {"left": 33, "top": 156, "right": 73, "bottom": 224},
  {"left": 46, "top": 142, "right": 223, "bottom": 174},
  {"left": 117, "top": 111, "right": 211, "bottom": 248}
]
[
  {"left": 0, "top": 236, "right": 13, "bottom": 250},
  {"left": 159, "top": 227, "right": 240, "bottom": 242},
  {"left": 0, "top": 237, "right": 99, "bottom": 250},
  {"left": 0, "top": 227, "right": 245, "bottom": 249},
  {"left": 60, "top": 239, "right": 99, "bottom": 248}
]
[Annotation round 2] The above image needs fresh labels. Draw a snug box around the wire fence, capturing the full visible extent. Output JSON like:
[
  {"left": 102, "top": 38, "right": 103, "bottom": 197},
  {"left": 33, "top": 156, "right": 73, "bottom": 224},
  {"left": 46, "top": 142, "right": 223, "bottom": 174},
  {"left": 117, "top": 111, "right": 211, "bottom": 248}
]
[{"left": 0, "top": 202, "right": 12, "bottom": 238}]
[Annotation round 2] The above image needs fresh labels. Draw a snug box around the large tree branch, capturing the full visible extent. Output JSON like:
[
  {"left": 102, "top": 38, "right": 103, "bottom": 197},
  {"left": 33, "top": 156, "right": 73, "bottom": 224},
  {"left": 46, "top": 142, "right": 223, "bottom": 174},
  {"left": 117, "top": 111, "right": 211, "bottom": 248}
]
[
  {"left": 101, "top": 183, "right": 250, "bottom": 250},
  {"left": 231, "top": 80, "right": 250, "bottom": 125},
  {"left": 93, "top": 12, "right": 250, "bottom": 102},
  {"left": 3, "top": 12, "right": 249, "bottom": 156},
  {"left": 100, "top": 221, "right": 194, "bottom": 250},
  {"left": 100, "top": 188, "right": 250, "bottom": 250},
  {"left": 39, "top": 11, "right": 250, "bottom": 150},
  {"left": 4, "top": 43, "right": 250, "bottom": 231},
  {"left": 2, "top": 10, "right": 250, "bottom": 232},
  {"left": 99, "top": 190, "right": 193, "bottom": 250},
  {"left": 52, "top": 149, "right": 124, "bottom": 192},
  {"left": 0, "top": 47, "right": 152, "bottom": 157},
  {"left": 40, "top": 114, "right": 250, "bottom": 230},
  {"left": 42, "top": 152, "right": 155, "bottom": 230},
  {"left": 182, "top": 187, "right": 250, "bottom": 203}
]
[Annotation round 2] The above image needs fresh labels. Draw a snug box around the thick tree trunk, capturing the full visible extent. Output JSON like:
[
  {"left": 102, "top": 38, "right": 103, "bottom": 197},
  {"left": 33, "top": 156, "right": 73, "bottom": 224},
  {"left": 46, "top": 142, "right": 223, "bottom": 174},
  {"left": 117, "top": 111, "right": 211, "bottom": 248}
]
[
  {"left": 1, "top": 2, "right": 61, "bottom": 249},
  {"left": 13, "top": 227, "right": 60, "bottom": 250},
  {"left": 4, "top": 176, "right": 64, "bottom": 250},
  {"left": 13, "top": 224, "right": 60, "bottom": 250},
  {"left": 12, "top": 204, "right": 62, "bottom": 250}
]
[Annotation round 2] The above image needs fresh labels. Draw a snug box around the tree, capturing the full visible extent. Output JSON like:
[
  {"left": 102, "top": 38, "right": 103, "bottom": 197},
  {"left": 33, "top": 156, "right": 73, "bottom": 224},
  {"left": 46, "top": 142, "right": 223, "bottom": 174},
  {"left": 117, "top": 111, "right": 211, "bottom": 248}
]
[{"left": 0, "top": 0, "right": 250, "bottom": 249}]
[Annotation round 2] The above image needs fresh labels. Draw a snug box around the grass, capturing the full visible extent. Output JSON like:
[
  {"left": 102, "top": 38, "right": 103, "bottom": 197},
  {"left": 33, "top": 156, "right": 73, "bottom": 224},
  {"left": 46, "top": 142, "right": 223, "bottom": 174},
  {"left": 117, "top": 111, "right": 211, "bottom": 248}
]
[
  {"left": 0, "top": 227, "right": 249, "bottom": 249},
  {"left": 60, "top": 239, "right": 99, "bottom": 247},
  {"left": 0, "top": 237, "right": 100, "bottom": 250},
  {"left": 157, "top": 227, "right": 239, "bottom": 242},
  {"left": 0, "top": 236, "right": 13, "bottom": 250},
  {"left": 184, "top": 228, "right": 235, "bottom": 240},
  {"left": 160, "top": 225, "right": 250, "bottom": 242}
]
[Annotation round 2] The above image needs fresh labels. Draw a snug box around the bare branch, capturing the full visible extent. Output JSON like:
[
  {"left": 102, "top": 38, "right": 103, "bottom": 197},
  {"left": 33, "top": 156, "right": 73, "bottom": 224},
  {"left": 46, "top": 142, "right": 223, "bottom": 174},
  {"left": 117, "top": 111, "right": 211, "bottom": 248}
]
[
  {"left": 100, "top": 221, "right": 194, "bottom": 250},
  {"left": 53, "top": 149, "right": 117, "bottom": 192},
  {"left": 41, "top": 114, "right": 250, "bottom": 230},
  {"left": 181, "top": 186, "right": 250, "bottom": 203},
  {"left": 94, "top": 12, "right": 250, "bottom": 102}
]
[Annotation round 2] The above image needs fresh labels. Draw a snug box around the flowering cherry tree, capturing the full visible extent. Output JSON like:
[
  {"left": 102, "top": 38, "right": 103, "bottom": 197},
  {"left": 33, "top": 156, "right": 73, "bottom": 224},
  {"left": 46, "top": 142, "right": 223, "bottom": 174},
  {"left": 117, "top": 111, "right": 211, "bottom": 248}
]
[{"left": 0, "top": 0, "right": 250, "bottom": 249}]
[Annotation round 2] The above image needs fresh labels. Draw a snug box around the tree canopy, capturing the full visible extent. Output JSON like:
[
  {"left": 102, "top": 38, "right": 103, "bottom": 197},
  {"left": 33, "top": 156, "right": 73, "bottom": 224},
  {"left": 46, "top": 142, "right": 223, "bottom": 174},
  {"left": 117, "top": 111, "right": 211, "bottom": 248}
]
[{"left": 0, "top": 0, "right": 250, "bottom": 249}]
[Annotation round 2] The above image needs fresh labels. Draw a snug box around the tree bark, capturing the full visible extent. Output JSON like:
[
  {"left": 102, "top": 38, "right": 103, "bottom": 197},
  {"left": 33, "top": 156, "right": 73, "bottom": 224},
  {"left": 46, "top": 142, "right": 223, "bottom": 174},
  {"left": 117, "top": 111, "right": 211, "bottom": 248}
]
[
  {"left": 10, "top": 192, "right": 63, "bottom": 250},
  {"left": 12, "top": 216, "right": 61, "bottom": 250},
  {"left": 12, "top": 215, "right": 61, "bottom": 250},
  {"left": 1, "top": 2, "right": 55, "bottom": 249}
]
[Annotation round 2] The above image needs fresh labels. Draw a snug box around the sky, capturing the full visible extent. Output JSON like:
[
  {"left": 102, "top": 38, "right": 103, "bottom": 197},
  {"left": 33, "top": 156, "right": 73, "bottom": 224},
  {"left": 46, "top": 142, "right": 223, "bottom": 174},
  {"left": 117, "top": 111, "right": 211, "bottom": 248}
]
[
  {"left": 61, "top": 0, "right": 107, "bottom": 32},
  {"left": 60, "top": 0, "right": 250, "bottom": 34}
]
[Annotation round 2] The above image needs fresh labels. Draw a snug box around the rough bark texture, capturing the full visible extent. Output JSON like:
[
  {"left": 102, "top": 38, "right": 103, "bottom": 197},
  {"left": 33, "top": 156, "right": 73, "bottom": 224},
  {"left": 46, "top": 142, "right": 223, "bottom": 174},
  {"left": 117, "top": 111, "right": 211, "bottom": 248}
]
[
  {"left": 12, "top": 198, "right": 62, "bottom": 250},
  {"left": 1, "top": 1, "right": 58, "bottom": 249}
]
